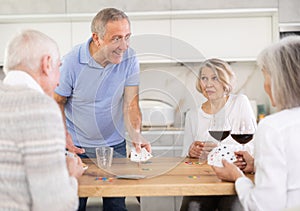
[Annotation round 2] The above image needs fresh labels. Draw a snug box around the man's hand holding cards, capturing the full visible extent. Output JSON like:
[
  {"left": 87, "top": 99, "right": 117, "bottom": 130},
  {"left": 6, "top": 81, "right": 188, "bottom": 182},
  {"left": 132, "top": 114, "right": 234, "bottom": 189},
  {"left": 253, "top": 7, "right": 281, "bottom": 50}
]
[
  {"left": 207, "top": 145, "right": 237, "bottom": 167},
  {"left": 130, "top": 148, "right": 153, "bottom": 162}
]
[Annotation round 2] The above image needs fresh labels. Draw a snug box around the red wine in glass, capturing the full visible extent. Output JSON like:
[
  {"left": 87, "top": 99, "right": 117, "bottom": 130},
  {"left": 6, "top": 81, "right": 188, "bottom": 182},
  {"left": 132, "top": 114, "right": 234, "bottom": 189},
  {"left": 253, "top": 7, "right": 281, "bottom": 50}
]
[
  {"left": 209, "top": 130, "right": 231, "bottom": 141},
  {"left": 231, "top": 119, "right": 256, "bottom": 150},
  {"left": 231, "top": 134, "right": 253, "bottom": 144},
  {"left": 208, "top": 116, "right": 231, "bottom": 143}
]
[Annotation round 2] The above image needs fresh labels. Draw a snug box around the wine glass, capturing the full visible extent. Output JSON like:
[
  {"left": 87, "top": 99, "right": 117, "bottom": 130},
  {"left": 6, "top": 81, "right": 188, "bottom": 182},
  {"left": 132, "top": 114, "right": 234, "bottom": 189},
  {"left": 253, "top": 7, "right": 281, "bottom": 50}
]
[
  {"left": 208, "top": 115, "right": 231, "bottom": 144},
  {"left": 231, "top": 118, "right": 256, "bottom": 150},
  {"left": 198, "top": 132, "right": 218, "bottom": 164}
]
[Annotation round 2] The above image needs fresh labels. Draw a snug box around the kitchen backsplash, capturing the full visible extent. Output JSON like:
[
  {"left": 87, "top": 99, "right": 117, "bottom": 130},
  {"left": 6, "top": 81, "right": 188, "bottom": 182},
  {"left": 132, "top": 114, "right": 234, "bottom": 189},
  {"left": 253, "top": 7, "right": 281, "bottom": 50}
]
[{"left": 139, "top": 61, "right": 271, "bottom": 126}]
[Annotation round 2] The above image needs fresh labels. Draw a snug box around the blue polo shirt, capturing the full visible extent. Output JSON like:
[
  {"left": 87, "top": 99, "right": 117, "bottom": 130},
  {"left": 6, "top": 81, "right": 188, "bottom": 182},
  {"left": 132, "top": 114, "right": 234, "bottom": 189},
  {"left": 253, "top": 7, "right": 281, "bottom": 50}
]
[{"left": 55, "top": 38, "right": 140, "bottom": 147}]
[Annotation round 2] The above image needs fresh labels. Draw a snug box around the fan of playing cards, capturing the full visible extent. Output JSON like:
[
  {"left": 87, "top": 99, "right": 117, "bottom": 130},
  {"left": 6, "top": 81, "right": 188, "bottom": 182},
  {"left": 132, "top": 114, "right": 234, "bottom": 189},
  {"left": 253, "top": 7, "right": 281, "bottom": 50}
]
[
  {"left": 207, "top": 145, "right": 237, "bottom": 167},
  {"left": 130, "top": 148, "right": 153, "bottom": 162}
]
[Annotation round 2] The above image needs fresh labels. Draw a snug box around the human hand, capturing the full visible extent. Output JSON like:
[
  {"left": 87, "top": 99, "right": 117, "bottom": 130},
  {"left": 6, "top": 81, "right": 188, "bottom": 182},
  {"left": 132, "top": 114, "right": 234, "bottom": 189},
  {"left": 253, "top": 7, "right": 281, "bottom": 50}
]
[
  {"left": 132, "top": 142, "right": 152, "bottom": 154},
  {"left": 188, "top": 141, "right": 203, "bottom": 158},
  {"left": 202, "top": 141, "right": 217, "bottom": 153},
  {"left": 212, "top": 159, "right": 244, "bottom": 182},
  {"left": 132, "top": 131, "right": 151, "bottom": 154},
  {"left": 65, "top": 132, "right": 85, "bottom": 154},
  {"left": 66, "top": 154, "right": 84, "bottom": 179},
  {"left": 234, "top": 151, "right": 255, "bottom": 173},
  {"left": 188, "top": 141, "right": 217, "bottom": 158}
]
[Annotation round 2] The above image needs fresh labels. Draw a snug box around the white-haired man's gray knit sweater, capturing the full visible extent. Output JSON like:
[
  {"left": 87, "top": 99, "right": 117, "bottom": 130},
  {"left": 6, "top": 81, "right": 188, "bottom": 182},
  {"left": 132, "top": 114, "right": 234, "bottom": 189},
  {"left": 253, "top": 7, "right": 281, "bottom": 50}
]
[{"left": 0, "top": 82, "right": 78, "bottom": 211}]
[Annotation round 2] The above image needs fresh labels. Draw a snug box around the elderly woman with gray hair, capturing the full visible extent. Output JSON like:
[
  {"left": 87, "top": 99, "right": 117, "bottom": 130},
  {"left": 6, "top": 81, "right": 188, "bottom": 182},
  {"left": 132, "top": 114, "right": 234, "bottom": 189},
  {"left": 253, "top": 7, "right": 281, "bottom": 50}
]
[{"left": 213, "top": 36, "right": 300, "bottom": 211}]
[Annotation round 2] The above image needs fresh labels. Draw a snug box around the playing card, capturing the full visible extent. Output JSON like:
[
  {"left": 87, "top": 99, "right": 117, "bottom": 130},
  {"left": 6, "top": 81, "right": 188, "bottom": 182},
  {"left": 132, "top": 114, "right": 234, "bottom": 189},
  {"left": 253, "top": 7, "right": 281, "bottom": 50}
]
[
  {"left": 207, "top": 145, "right": 237, "bottom": 167},
  {"left": 130, "top": 148, "right": 152, "bottom": 162},
  {"left": 207, "top": 147, "right": 218, "bottom": 165},
  {"left": 140, "top": 147, "right": 152, "bottom": 162},
  {"left": 130, "top": 148, "right": 141, "bottom": 162}
]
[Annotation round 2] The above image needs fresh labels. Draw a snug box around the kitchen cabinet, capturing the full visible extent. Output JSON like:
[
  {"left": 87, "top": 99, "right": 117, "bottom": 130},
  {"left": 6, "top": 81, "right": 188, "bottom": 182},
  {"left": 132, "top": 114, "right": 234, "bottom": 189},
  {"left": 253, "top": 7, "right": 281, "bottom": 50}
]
[
  {"left": 71, "top": 22, "right": 92, "bottom": 46},
  {"left": 279, "top": 0, "right": 300, "bottom": 23},
  {"left": 126, "top": 128, "right": 184, "bottom": 158},
  {"left": 0, "top": 14, "right": 92, "bottom": 65},
  {"left": 0, "top": 20, "right": 72, "bottom": 65},
  {"left": 130, "top": 9, "right": 279, "bottom": 63},
  {"left": 0, "top": 0, "right": 278, "bottom": 15},
  {"left": 0, "top": 8, "right": 278, "bottom": 65},
  {"left": 171, "top": 16, "right": 274, "bottom": 61},
  {"left": 141, "top": 128, "right": 184, "bottom": 157},
  {"left": 130, "top": 128, "right": 184, "bottom": 211}
]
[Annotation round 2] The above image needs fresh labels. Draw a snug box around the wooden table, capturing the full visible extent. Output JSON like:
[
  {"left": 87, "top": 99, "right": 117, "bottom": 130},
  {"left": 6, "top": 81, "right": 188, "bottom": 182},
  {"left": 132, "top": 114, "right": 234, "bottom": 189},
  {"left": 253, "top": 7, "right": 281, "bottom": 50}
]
[{"left": 79, "top": 157, "right": 253, "bottom": 197}]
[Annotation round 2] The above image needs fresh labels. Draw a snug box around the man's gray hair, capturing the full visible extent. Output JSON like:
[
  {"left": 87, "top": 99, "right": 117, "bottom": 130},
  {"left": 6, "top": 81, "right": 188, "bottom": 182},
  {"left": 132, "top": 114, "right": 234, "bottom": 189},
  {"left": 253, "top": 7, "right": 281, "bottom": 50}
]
[
  {"left": 91, "top": 8, "right": 130, "bottom": 38},
  {"left": 3, "top": 29, "right": 59, "bottom": 74}
]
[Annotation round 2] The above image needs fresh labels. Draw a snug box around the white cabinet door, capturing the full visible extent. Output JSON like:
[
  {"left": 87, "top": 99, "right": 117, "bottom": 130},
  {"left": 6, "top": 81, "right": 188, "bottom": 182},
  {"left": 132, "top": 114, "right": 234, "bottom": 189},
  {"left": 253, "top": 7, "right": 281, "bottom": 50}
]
[
  {"left": 71, "top": 21, "right": 91, "bottom": 46},
  {"left": 0, "top": 22, "right": 71, "bottom": 64},
  {"left": 171, "top": 16, "right": 274, "bottom": 61},
  {"left": 71, "top": 19, "right": 173, "bottom": 63},
  {"left": 0, "top": 9, "right": 278, "bottom": 65},
  {"left": 141, "top": 130, "right": 184, "bottom": 157},
  {"left": 130, "top": 19, "right": 172, "bottom": 63},
  {"left": 131, "top": 9, "right": 278, "bottom": 63}
]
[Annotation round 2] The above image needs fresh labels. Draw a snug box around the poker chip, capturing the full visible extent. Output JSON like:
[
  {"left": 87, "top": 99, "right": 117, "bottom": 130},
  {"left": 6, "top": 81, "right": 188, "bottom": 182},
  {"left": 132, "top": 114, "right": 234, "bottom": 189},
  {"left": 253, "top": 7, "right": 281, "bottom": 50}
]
[{"left": 95, "top": 177, "right": 114, "bottom": 182}]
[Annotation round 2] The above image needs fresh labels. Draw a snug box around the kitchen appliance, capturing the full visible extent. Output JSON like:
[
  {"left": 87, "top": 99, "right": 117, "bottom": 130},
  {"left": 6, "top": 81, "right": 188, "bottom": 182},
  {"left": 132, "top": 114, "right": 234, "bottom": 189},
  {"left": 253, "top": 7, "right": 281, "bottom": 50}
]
[{"left": 139, "top": 99, "right": 175, "bottom": 127}]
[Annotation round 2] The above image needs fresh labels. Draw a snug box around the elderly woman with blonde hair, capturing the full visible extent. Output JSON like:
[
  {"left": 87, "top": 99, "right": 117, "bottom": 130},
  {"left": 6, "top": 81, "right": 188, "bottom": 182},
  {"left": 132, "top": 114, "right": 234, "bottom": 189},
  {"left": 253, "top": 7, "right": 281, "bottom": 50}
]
[{"left": 181, "top": 58, "right": 256, "bottom": 211}]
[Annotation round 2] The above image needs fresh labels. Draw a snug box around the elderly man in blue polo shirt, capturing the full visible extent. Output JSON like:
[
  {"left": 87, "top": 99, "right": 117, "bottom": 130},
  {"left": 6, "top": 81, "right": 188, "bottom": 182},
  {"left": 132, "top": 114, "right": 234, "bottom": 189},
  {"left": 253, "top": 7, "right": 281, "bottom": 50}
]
[{"left": 54, "top": 8, "right": 151, "bottom": 211}]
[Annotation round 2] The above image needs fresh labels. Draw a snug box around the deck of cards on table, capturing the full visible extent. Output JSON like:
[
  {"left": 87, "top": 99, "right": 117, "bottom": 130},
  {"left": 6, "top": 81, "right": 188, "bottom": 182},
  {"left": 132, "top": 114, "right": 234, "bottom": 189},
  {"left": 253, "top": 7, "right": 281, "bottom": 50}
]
[
  {"left": 130, "top": 148, "right": 153, "bottom": 162},
  {"left": 207, "top": 145, "right": 237, "bottom": 167}
]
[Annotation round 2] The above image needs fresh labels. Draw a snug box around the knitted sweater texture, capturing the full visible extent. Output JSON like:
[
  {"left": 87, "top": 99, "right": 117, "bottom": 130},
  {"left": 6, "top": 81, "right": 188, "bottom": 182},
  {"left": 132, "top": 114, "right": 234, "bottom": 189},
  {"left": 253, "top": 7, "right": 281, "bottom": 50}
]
[{"left": 0, "top": 82, "right": 78, "bottom": 211}]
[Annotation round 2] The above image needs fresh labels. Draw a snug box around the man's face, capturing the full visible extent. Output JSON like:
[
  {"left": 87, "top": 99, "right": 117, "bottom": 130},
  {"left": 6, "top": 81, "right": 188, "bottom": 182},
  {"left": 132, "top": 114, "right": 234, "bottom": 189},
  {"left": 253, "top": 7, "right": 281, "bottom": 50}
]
[{"left": 96, "top": 19, "right": 131, "bottom": 65}]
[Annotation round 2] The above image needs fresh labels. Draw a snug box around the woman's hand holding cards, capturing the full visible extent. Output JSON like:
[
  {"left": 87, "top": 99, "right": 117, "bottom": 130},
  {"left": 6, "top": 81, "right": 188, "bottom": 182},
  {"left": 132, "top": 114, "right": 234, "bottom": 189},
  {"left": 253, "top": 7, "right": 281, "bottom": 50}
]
[
  {"left": 234, "top": 151, "right": 255, "bottom": 173},
  {"left": 212, "top": 159, "right": 245, "bottom": 182},
  {"left": 207, "top": 145, "right": 237, "bottom": 167},
  {"left": 211, "top": 146, "right": 255, "bottom": 182}
]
